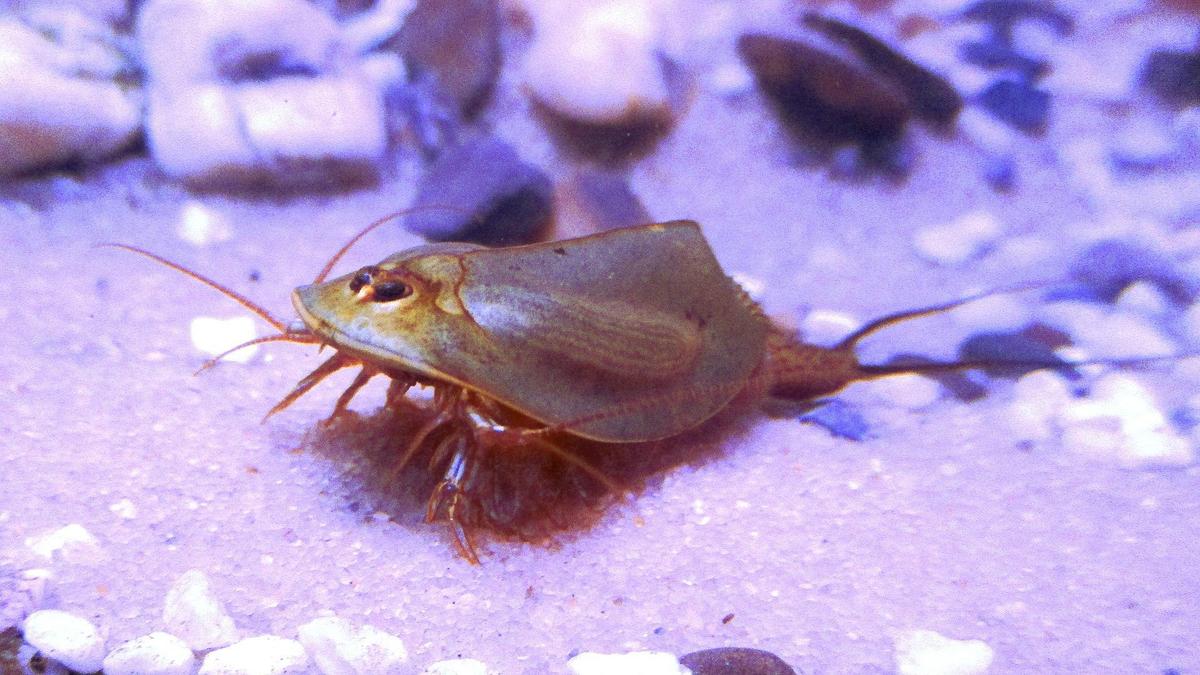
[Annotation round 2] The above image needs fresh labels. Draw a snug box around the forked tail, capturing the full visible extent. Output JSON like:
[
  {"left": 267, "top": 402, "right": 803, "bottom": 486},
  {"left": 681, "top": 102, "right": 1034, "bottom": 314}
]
[{"left": 766, "top": 282, "right": 1193, "bottom": 403}]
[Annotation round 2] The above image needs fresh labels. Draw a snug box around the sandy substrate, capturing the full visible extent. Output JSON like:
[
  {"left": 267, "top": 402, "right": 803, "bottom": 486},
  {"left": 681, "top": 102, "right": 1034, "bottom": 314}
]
[{"left": 3, "top": 1, "right": 1200, "bottom": 673}]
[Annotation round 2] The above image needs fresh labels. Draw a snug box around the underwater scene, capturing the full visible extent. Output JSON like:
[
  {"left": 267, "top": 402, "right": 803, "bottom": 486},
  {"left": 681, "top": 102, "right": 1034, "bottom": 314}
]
[{"left": 1, "top": 0, "right": 1199, "bottom": 673}]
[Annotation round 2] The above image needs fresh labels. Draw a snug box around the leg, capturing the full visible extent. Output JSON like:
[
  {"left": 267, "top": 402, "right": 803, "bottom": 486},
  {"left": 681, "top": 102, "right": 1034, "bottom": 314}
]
[
  {"left": 321, "top": 367, "right": 377, "bottom": 426},
  {"left": 425, "top": 431, "right": 482, "bottom": 564}
]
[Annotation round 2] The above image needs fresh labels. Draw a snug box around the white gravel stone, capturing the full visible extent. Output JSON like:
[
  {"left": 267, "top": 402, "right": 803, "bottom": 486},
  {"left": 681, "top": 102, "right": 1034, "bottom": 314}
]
[
  {"left": 25, "top": 523, "right": 103, "bottom": 562},
  {"left": 162, "top": 569, "right": 240, "bottom": 651},
  {"left": 177, "top": 201, "right": 233, "bottom": 247},
  {"left": 137, "top": 0, "right": 386, "bottom": 186},
  {"left": 800, "top": 309, "right": 861, "bottom": 347},
  {"left": 567, "top": 650, "right": 690, "bottom": 675},
  {"left": 422, "top": 658, "right": 493, "bottom": 675},
  {"left": 199, "top": 635, "right": 310, "bottom": 675},
  {"left": 948, "top": 293, "right": 1033, "bottom": 333},
  {"left": 1115, "top": 281, "right": 1172, "bottom": 317},
  {"left": 524, "top": 1, "right": 671, "bottom": 123},
  {"left": 103, "top": 632, "right": 196, "bottom": 675},
  {"left": 867, "top": 374, "right": 943, "bottom": 410},
  {"left": 0, "top": 14, "right": 141, "bottom": 177},
  {"left": 1007, "top": 370, "right": 1074, "bottom": 443},
  {"left": 22, "top": 609, "right": 106, "bottom": 674},
  {"left": 297, "top": 615, "right": 409, "bottom": 675},
  {"left": 1058, "top": 373, "right": 1195, "bottom": 468},
  {"left": 190, "top": 316, "right": 259, "bottom": 363},
  {"left": 108, "top": 498, "right": 138, "bottom": 520},
  {"left": 894, "top": 629, "right": 994, "bottom": 675},
  {"left": 913, "top": 210, "right": 1004, "bottom": 266},
  {"left": 1040, "top": 302, "right": 1176, "bottom": 359}
]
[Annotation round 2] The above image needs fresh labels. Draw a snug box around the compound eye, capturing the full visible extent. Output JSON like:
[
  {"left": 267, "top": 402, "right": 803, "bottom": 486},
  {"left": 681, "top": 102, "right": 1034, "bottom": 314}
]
[
  {"left": 372, "top": 280, "right": 412, "bottom": 302},
  {"left": 348, "top": 267, "right": 376, "bottom": 293}
]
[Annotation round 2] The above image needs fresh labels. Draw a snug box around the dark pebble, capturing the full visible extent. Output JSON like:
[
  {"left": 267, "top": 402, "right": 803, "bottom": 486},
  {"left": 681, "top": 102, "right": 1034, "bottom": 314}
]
[
  {"left": 802, "top": 13, "right": 963, "bottom": 129},
  {"left": 961, "top": 0, "right": 1073, "bottom": 39},
  {"left": 738, "top": 32, "right": 912, "bottom": 145},
  {"left": 1068, "top": 239, "right": 1197, "bottom": 306},
  {"left": 557, "top": 171, "right": 651, "bottom": 235},
  {"left": 393, "top": 0, "right": 501, "bottom": 118},
  {"left": 957, "top": 329, "right": 1080, "bottom": 380},
  {"left": 799, "top": 399, "right": 871, "bottom": 441},
  {"left": 680, "top": 647, "right": 797, "bottom": 675},
  {"left": 959, "top": 39, "right": 1050, "bottom": 80},
  {"left": 406, "top": 136, "right": 553, "bottom": 246},
  {"left": 976, "top": 78, "right": 1051, "bottom": 134},
  {"left": 1139, "top": 48, "right": 1200, "bottom": 108},
  {"left": 983, "top": 154, "right": 1017, "bottom": 191}
]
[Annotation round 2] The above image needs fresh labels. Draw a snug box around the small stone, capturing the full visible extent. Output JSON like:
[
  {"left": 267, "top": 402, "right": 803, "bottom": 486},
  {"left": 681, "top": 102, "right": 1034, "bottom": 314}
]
[
  {"left": 177, "top": 201, "right": 233, "bottom": 247},
  {"left": 913, "top": 209, "right": 1003, "bottom": 265},
  {"left": 22, "top": 609, "right": 106, "bottom": 674},
  {"left": 199, "top": 635, "right": 309, "bottom": 675},
  {"left": 956, "top": 329, "right": 1075, "bottom": 379},
  {"left": 680, "top": 647, "right": 797, "bottom": 675},
  {"left": 190, "top": 316, "right": 259, "bottom": 364},
  {"left": 103, "top": 632, "right": 195, "bottom": 675},
  {"left": 738, "top": 32, "right": 912, "bottom": 145},
  {"left": 567, "top": 650, "right": 690, "bottom": 675},
  {"left": 867, "top": 373, "right": 943, "bottom": 409},
  {"left": 1068, "top": 239, "right": 1195, "bottom": 306},
  {"left": 25, "top": 523, "right": 103, "bottom": 563},
  {"left": 138, "top": 0, "right": 387, "bottom": 187},
  {"left": 1139, "top": 47, "right": 1200, "bottom": 108},
  {"left": 800, "top": 308, "right": 860, "bottom": 347},
  {"left": 297, "top": 615, "right": 409, "bottom": 675},
  {"left": 948, "top": 292, "right": 1032, "bottom": 333},
  {"left": 1007, "top": 369, "right": 1073, "bottom": 443},
  {"left": 894, "top": 629, "right": 994, "bottom": 675},
  {"left": 109, "top": 498, "right": 138, "bottom": 520},
  {"left": 393, "top": 0, "right": 500, "bottom": 118},
  {"left": 162, "top": 569, "right": 239, "bottom": 651},
  {"left": 0, "top": 14, "right": 141, "bottom": 177},
  {"left": 802, "top": 13, "right": 962, "bottom": 129},
  {"left": 976, "top": 78, "right": 1051, "bottom": 134},
  {"left": 1059, "top": 373, "right": 1195, "bottom": 468},
  {"left": 422, "top": 657, "right": 493, "bottom": 675},
  {"left": 556, "top": 171, "right": 651, "bottom": 237},
  {"left": 1115, "top": 281, "right": 1172, "bottom": 316},
  {"left": 406, "top": 136, "right": 553, "bottom": 246},
  {"left": 960, "top": 0, "right": 1073, "bottom": 37},
  {"left": 1108, "top": 122, "right": 1179, "bottom": 174},
  {"left": 982, "top": 154, "right": 1016, "bottom": 191},
  {"left": 800, "top": 399, "right": 871, "bottom": 441}
]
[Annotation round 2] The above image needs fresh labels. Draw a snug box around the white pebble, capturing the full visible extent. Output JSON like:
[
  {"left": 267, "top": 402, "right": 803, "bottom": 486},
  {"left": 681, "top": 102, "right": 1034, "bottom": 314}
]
[
  {"left": 199, "top": 635, "right": 310, "bottom": 675},
  {"left": 25, "top": 523, "right": 103, "bottom": 563},
  {"left": 913, "top": 210, "right": 1004, "bottom": 266},
  {"left": 867, "top": 374, "right": 943, "bottom": 410},
  {"left": 190, "top": 316, "right": 259, "bottom": 363},
  {"left": 422, "top": 658, "right": 493, "bottom": 675},
  {"left": 894, "top": 629, "right": 994, "bottom": 675},
  {"left": 22, "top": 609, "right": 106, "bottom": 674},
  {"left": 948, "top": 292, "right": 1032, "bottom": 333},
  {"left": 567, "top": 650, "right": 689, "bottom": 675},
  {"left": 1039, "top": 301, "right": 1176, "bottom": 358},
  {"left": 297, "top": 615, "right": 409, "bottom": 675},
  {"left": 177, "top": 201, "right": 233, "bottom": 247},
  {"left": 1007, "top": 370, "right": 1073, "bottom": 443},
  {"left": 109, "top": 498, "right": 138, "bottom": 519},
  {"left": 1058, "top": 373, "right": 1195, "bottom": 468},
  {"left": 162, "top": 569, "right": 239, "bottom": 651},
  {"left": 800, "top": 309, "right": 860, "bottom": 347},
  {"left": 524, "top": 1, "right": 670, "bottom": 123},
  {"left": 103, "top": 632, "right": 196, "bottom": 675},
  {"left": 1115, "top": 281, "right": 1171, "bottom": 317}
]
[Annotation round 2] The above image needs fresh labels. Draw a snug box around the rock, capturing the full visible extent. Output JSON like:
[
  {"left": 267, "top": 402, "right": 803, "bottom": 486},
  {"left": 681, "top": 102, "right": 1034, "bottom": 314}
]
[
  {"left": 1059, "top": 373, "right": 1195, "bottom": 468},
  {"left": 956, "top": 329, "right": 1076, "bottom": 379},
  {"left": 1139, "top": 47, "right": 1200, "bottom": 108},
  {"left": 1, "top": 569, "right": 52, "bottom": 630},
  {"left": 406, "top": 136, "right": 554, "bottom": 246},
  {"left": 894, "top": 629, "right": 994, "bottom": 675},
  {"left": 868, "top": 372, "right": 944, "bottom": 409},
  {"left": 1108, "top": 122, "right": 1180, "bottom": 175},
  {"left": 422, "top": 658, "right": 493, "bottom": 675},
  {"left": 103, "top": 632, "right": 196, "bottom": 675},
  {"left": 976, "top": 78, "right": 1050, "bottom": 134},
  {"left": 958, "top": 38, "right": 1048, "bottom": 80},
  {"left": 800, "top": 308, "right": 861, "bottom": 347},
  {"left": 199, "top": 635, "right": 310, "bottom": 675},
  {"left": 799, "top": 399, "right": 871, "bottom": 441},
  {"left": 1007, "top": 369, "right": 1074, "bottom": 443},
  {"left": 25, "top": 523, "right": 103, "bottom": 563},
  {"left": 177, "top": 200, "right": 234, "bottom": 247},
  {"left": 947, "top": 292, "right": 1032, "bottom": 333},
  {"left": 567, "top": 650, "right": 690, "bottom": 675},
  {"left": 801, "top": 13, "right": 962, "bottom": 129},
  {"left": 138, "top": 0, "right": 387, "bottom": 188},
  {"left": 738, "top": 32, "right": 912, "bottom": 145},
  {"left": 555, "top": 171, "right": 651, "bottom": 237},
  {"left": 679, "top": 647, "right": 797, "bottom": 675},
  {"left": 190, "top": 316, "right": 259, "bottom": 364},
  {"left": 162, "top": 569, "right": 239, "bottom": 651},
  {"left": 0, "top": 15, "right": 141, "bottom": 178},
  {"left": 960, "top": 0, "right": 1073, "bottom": 39},
  {"left": 912, "top": 209, "right": 1003, "bottom": 265},
  {"left": 393, "top": 0, "right": 500, "bottom": 118},
  {"left": 297, "top": 615, "right": 409, "bottom": 675},
  {"left": 22, "top": 609, "right": 106, "bottom": 674},
  {"left": 1068, "top": 239, "right": 1196, "bottom": 306}
]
